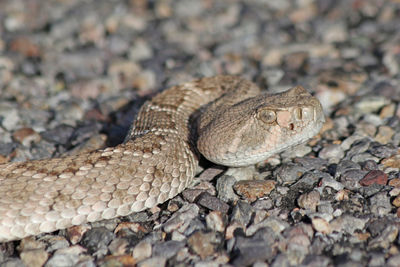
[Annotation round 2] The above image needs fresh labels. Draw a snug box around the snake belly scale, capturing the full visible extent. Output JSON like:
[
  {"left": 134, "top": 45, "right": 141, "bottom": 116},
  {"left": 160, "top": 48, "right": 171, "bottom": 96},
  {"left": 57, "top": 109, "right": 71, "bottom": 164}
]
[{"left": 0, "top": 75, "right": 325, "bottom": 241}]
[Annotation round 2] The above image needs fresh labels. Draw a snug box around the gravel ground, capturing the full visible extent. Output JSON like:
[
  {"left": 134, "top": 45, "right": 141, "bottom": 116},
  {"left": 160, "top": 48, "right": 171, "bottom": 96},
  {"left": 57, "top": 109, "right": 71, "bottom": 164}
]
[{"left": 1, "top": 0, "right": 400, "bottom": 266}]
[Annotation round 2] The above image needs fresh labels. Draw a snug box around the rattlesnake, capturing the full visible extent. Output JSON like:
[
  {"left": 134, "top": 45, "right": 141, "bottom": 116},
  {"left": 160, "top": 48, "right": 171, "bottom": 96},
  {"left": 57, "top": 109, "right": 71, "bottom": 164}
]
[{"left": 0, "top": 75, "right": 325, "bottom": 242}]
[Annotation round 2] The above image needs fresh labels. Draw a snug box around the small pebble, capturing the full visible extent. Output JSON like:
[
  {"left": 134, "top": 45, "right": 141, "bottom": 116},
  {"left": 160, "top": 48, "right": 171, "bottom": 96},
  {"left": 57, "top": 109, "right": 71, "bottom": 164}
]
[
  {"left": 81, "top": 227, "right": 115, "bottom": 255},
  {"left": 375, "top": 125, "right": 395, "bottom": 144},
  {"left": 274, "top": 163, "right": 307, "bottom": 185},
  {"left": 311, "top": 217, "right": 331, "bottom": 234},
  {"left": 216, "top": 175, "right": 239, "bottom": 203},
  {"left": 368, "top": 224, "right": 398, "bottom": 249},
  {"left": 187, "top": 231, "right": 221, "bottom": 260},
  {"left": 319, "top": 144, "right": 345, "bottom": 163},
  {"left": 297, "top": 190, "right": 320, "bottom": 211},
  {"left": 153, "top": 241, "right": 185, "bottom": 259},
  {"left": 359, "top": 170, "right": 388, "bottom": 186},
  {"left": 231, "top": 201, "right": 254, "bottom": 227},
  {"left": 232, "top": 227, "right": 278, "bottom": 266},
  {"left": 20, "top": 249, "right": 48, "bottom": 267},
  {"left": 205, "top": 211, "right": 225, "bottom": 233},
  {"left": 12, "top": 127, "right": 41, "bottom": 146},
  {"left": 163, "top": 204, "right": 199, "bottom": 233},
  {"left": 197, "top": 192, "right": 230, "bottom": 213},
  {"left": 132, "top": 241, "right": 152, "bottom": 262},
  {"left": 233, "top": 180, "right": 276, "bottom": 202},
  {"left": 137, "top": 256, "right": 166, "bottom": 267},
  {"left": 108, "top": 238, "right": 128, "bottom": 256}
]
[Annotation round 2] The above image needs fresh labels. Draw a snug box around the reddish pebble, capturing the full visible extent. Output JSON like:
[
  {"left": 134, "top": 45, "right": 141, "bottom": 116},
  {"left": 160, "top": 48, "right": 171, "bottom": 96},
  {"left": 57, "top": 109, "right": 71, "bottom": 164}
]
[
  {"left": 359, "top": 170, "right": 388, "bottom": 186},
  {"left": 10, "top": 37, "right": 41, "bottom": 57}
]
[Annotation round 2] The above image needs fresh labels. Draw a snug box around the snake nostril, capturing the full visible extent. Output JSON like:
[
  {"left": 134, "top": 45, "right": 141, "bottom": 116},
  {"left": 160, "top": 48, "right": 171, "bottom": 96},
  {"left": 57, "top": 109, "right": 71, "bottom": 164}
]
[{"left": 289, "top": 123, "right": 295, "bottom": 130}]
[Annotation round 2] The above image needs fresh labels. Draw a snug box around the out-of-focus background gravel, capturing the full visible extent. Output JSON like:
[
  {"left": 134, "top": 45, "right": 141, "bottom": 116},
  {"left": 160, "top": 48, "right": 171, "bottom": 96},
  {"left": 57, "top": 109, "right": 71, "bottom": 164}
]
[{"left": 1, "top": 0, "right": 400, "bottom": 266}]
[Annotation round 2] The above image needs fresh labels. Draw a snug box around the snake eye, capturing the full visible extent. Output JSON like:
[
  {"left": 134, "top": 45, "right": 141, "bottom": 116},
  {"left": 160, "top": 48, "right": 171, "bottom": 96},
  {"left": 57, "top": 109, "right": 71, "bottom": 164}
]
[{"left": 258, "top": 109, "right": 276, "bottom": 124}]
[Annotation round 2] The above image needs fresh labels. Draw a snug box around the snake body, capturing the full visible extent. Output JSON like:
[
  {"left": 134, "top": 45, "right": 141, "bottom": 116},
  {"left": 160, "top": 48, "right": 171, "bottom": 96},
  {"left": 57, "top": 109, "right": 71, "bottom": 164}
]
[{"left": 0, "top": 76, "right": 324, "bottom": 241}]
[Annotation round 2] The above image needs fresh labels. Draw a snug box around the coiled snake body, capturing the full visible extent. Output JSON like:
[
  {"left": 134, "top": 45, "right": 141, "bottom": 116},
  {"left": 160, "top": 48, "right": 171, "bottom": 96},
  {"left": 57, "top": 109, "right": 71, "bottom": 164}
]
[{"left": 0, "top": 76, "right": 324, "bottom": 241}]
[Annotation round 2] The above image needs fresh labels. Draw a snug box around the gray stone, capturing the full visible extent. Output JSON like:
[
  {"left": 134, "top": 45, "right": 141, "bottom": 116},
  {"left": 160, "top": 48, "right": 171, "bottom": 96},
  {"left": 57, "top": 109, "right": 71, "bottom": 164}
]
[
  {"left": 163, "top": 204, "right": 199, "bottom": 233},
  {"left": 81, "top": 227, "right": 115, "bottom": 255},
  {"left": 216, "top": 175, "right": 240, "bottom": 203},
  {"left": 197, "top": 192, "right": 230, "bottom": 213},
  {"left": 247, "top": 216, "right": 289, "bottom": 236},
  {"left": 274, "top": 163, "right": 307, "bottom": 185},
  {"left": 294, "top": 157, "right": 328, "bottom": 171},
  {"left": 330, "top": 214, "right": 368, "bottom": 235},
  {"left": 231, "top": 201, "right": 254, "bottom": 227},
  {"left": 340, "top": 169, "right": 367, "bottom": 190},
  {"left": 232, "top": 227, "right": 278, "bottom": 266},
  {"left": 369, "top": 191, "right": 392, "bottom": 215},
  {"left": 133, "top": 241, "right": 152, "bottom": 262},
  {"left": 137, "top": 256, "right": 166, "bottom": 267},
  {"left": 153, "top": 240, "right": 185, "bottom": 259},
  {"left": 369, "top": 224, "right": 398, "bottom": 249},
  {"left": 319, "top": 144, "right": 345, "bottom": 163}
]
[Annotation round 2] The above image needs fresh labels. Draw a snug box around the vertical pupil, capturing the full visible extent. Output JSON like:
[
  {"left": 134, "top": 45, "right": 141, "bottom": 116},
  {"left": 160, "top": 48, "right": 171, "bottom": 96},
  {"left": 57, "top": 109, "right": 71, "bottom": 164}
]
[{"left": 296, "top": 108, "right": 302, "bottom": 120}]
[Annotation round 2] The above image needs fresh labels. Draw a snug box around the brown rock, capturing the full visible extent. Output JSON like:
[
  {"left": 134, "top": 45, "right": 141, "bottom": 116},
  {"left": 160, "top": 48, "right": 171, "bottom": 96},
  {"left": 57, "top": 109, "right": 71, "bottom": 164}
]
[
  {"left": 380, "top": 104, "right": 396, "bottom": 119},
  {"left": 359, "top": 170, "right": 388, "bottom": 186},
  {"left": 233, "top": 180, "right": 276, "bottom": 202},
  {"left": 133, "top": 241, "right": 152, "bottom": 262},
  {"left": 389, "top": 178, "right": 400, "bottom": 188},
  {"left": 12, "top": 127, "right": 41, "bottom": 146},
  {"left": 187, "top": 231, "right": 218, "bottom": 259},
  {"left": 0, "top": 155, "right": 8, "bottom": 164},
  {"left": 297, "top": 190, "right": 320, "bottom": 211},
  {"left": 101, "top": 255, "right": 136, "bottom": 266},
  {"left": 392, "top": 196, "right": 400, "bottom": 208},
  {"left": 198, "top": 167, "right": 225, "bottom": 181},
  {"left": 335, "top": 189, "right": 350, "bottom": 201},
  {"left": 10, "top": 37, "right": 41, "bottom": 57},
  {"left": 206, "top": 211, "right": 225, "bottom": 233},
  {"left": 382, "top": 154, "right": 400, "bottom": 169},
  {"left": 20, "top": 249, "right": 49, "bottom": 267},
  {"left": 354, "top": 232, "right": 371, "bottom": 241},
  {"left": 67, "top": 225, "right": 90, "bottom": 244},
  {"left": 114, "top": 222, "right": 148, "bottom": 236},
  {"left": 311, "top": 217, "right": 332, "bottom": 234},
  {"left": 375, "top": 126, "right": 395, "bottom": 144},
  {"left": 19, "top": 237, "right": 48, "bottom": 267}
]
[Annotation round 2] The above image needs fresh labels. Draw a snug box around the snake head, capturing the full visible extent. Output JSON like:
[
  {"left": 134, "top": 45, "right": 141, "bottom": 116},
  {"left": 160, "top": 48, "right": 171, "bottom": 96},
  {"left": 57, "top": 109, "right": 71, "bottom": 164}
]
[{"left": 197, "top": 86, "right": 325, "bottom": 167}]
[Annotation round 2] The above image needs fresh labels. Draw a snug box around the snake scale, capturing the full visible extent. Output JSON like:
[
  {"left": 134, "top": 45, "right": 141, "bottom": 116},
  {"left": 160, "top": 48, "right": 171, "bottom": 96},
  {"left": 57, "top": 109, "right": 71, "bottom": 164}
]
[{"left": 0, "top": 75, "right": 324, "bottom": 242}]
